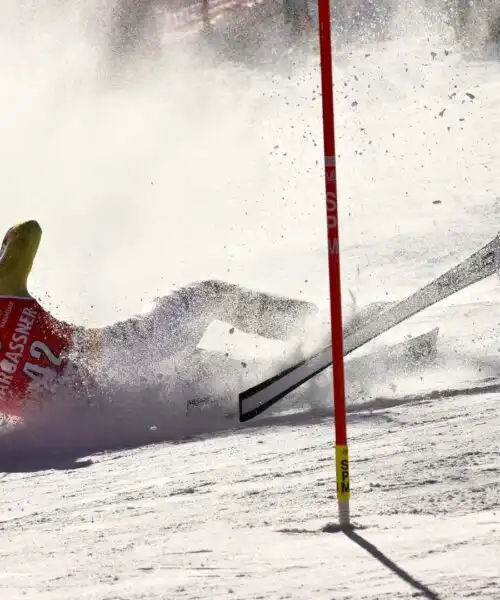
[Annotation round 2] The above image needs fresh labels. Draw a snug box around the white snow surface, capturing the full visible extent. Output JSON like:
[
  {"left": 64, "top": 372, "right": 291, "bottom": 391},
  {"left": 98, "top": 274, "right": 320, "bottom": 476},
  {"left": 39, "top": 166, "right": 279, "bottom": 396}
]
[{"left": 0, "top": 1, "right": 500, "bottom": 598}]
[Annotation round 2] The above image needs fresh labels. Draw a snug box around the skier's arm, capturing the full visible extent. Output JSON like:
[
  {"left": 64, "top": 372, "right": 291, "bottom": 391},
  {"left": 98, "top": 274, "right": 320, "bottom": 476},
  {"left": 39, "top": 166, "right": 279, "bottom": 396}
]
[{"left": 0, "top": 220, "right": 42, "bottom": 297}]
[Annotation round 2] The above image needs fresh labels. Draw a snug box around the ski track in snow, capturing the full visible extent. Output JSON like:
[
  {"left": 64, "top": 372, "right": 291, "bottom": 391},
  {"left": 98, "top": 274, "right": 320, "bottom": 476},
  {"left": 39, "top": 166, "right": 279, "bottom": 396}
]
[{"left": 1, "top": 1, "right": 500, "bottom": 598}]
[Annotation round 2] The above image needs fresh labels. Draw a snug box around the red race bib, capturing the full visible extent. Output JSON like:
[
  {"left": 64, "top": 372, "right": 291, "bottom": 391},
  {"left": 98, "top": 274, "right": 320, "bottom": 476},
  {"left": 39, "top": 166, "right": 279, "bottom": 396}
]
[{"left": 0, "top": 296, "right": 74, "bottom": 416}]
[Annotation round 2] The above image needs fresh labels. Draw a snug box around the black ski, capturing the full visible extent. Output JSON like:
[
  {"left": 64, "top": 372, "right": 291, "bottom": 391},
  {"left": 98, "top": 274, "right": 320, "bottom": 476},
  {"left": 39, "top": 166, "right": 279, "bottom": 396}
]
[{"left": 239, "top": 233, "right": 500, "bottom": 421}]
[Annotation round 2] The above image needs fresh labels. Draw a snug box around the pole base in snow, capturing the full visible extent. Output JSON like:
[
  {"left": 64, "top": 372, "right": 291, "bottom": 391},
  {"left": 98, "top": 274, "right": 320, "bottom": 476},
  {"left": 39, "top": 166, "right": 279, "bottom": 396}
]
[
  {"left": 321, "top": 521, "right": 356, "bottom": 533},
  {"left": 338, "top": 499, "right": 350, "bottom": 527},
  {"left": 320, "top": 502, "right": 353, "bottom": 533}
]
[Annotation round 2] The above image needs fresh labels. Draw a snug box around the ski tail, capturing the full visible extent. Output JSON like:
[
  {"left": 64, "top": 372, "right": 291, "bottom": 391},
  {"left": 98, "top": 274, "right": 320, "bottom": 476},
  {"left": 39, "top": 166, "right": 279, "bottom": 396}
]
[{"left": 239, "top": 233, "right": 500, "bottom": 422}]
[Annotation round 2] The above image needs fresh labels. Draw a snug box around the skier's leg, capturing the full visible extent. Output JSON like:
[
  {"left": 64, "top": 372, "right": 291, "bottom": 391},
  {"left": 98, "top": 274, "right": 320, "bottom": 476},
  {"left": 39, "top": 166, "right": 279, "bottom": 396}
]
[
  {"left": 162, "top": 280, "right": 318, "bottom": 343},
  {"left": 101, "top": 280, "right": 318, "bottom": 366}
]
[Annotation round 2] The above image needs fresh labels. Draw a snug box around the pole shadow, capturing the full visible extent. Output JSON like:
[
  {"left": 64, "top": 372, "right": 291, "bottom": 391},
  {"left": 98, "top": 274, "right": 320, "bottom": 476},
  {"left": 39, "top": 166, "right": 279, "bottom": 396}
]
[
  {"left": 322, "top": 523, "right": 442, "bottom": 600},
  {"left": 344, "top": 528, "right": 442, "bottom": 600}
]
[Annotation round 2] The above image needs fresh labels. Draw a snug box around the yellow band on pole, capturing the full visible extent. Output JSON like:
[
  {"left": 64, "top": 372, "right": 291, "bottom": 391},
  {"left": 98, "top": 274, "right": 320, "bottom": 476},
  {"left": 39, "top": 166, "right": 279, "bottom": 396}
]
[{"left": 335, "top": 444, "right": 350, "bottom": 502}]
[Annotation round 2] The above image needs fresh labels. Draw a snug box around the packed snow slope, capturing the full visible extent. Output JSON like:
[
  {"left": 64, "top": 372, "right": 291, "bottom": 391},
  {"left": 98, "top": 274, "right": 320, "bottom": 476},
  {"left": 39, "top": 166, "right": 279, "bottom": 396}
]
[{"left": 0, "top": 1, "right": 500, "bottom": 598}]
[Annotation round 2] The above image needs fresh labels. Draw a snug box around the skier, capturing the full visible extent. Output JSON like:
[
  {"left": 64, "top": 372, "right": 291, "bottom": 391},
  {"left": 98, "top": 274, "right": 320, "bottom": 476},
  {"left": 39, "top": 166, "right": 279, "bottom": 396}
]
[{"left": 0, "top": 220, "right": 318, "bottom": 417}]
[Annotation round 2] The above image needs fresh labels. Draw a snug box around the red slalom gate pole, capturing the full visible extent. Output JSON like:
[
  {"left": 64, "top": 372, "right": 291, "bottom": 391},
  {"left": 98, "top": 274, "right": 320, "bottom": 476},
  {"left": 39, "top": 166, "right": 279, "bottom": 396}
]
[{"left": 317, "top": 0, "right": 350, "bottom": 526}]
